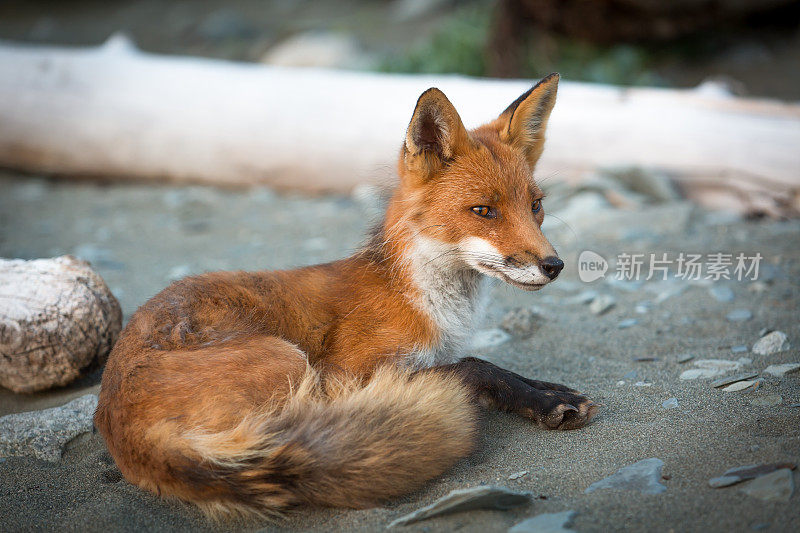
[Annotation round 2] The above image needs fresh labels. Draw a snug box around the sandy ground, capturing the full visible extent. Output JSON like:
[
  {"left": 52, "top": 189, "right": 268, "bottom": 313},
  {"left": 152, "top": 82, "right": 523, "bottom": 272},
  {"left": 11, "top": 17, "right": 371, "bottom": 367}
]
[{"left": 0, "top": 171, "right": 798, "bottom": 532}]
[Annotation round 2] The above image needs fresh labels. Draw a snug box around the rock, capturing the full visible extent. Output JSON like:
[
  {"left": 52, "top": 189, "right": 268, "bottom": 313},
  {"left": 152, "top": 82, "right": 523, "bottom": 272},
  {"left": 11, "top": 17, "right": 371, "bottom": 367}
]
[
  {"left": 740, "top": 469, "right": 794, "bottom": 502},
  {"left": 387, "top": 486, "right": 531, "bottom": 527},
  {"left": 662, "top": 398, "right": 679, "bottom": 409},
  {"left": 0, "top": 256, "right": 122, "bottom": 392},
  {"left": 763, "top": 363, "right": 800, "bottom": 377},
  {"left": 618, "top": 318, "right": 638, "bottom": 329},
  {"left": 680, "top": 359, "right": 745, "bottom": 380},
  {"left": 261, "top": 31, "right": 365, "bottom": 69},
  {"left": 677, "top": 354, "right": 694, "bottom": 364},
  {"left": 752, "top": 331, "right": 790, "bottom": 355},
  {"left": 750, "top": 394, "right": 783, "bottom": 407},
  {"left": 709, "top": 463, "right": 796, "bottom": 488},
  {"left": 509, "top": 510, "right": 577, "bottom": 533},
  {"left": 710, "top": 372, "right": 759, "bottom": 388},
  {"left": 585, "top": 458, "right": 667, "bottom": 495},
  {"left": 589, "top": 294, "right": 616, "bottom": 315},
  {"left": 471, "top": 329, "right": 511, "bottom": 350},
  {"left": 634, "top": 381, "right": 652, "bottom": 387},
  {"left": 726, "top": 309, "right": 753, "bottom": 322},
  {"left": 722, "top": 380, "right": 758, "bottom": 392},
  {"left": 731, "top": 345, "right": 749, "bottom": 354},
  {"left": 709, "top": 285, "right": 735, "bottom": 302},
  {"left": 508, "top": 471, "right": 528, "bottom": 480},
  {"left": 501, "top": 307, "right": 543, "bottom": 336},
  {"left": 0, "top": 394, "right": 97, "bottom": 462}
]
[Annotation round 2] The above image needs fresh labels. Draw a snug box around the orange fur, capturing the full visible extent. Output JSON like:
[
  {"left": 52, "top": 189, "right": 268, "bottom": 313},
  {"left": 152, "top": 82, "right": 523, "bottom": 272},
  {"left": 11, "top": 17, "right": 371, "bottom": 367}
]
[{"left": 95, "top": 74, "right": 563, "bottom": 517}]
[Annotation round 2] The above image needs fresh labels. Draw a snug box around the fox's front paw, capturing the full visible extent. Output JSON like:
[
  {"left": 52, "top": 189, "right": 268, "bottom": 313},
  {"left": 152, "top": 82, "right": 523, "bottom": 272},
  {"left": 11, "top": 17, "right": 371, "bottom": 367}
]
[{"left": 522, "top": 388, "right": 599, "bottom": 430}]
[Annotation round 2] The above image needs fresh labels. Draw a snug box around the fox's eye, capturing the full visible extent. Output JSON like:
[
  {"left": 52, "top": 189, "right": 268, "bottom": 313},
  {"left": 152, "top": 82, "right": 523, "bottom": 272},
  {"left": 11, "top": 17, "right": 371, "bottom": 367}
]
[
  {"left": 471, "top": 206, "right": 496, "bottom": 219},
  {"left": 532, "top": 199, "right": 543, "bottom": 213}
]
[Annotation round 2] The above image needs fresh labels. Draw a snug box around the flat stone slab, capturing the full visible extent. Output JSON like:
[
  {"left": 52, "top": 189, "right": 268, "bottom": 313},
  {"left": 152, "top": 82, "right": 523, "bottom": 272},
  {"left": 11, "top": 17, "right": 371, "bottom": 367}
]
[
  {"left": 0, "top": 394, "right": 97, "bottom": 462},
  {"left": 585, "top": 458, "right": 667, "bottom": 495},
  {"left": 387, "top": 486, "right": 531, "bottom": 527},
  {"left": 710, "top": 372, "right": 759, "bottom": 388},
  {"left": 709, "top": 463, "right": 797, "bottom": 488},
  {"left": 680, "top": 359, "right": 749, "bottom": 380},
  {"left": 763, "top": 363, "right": 800, "bottom": 377},
  {"left": 721, "top": 379, "right": 759, "bottom": 392},
  {"left": 740, "top": 469, "right": 795, "bottom": 502},
  {"left": 509, "top": 510, "right": 577, "bottom": 533}
]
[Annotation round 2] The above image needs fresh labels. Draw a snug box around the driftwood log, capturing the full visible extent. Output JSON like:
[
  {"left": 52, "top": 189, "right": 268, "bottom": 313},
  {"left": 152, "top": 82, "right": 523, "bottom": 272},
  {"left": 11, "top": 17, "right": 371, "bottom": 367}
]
[
  {"left": 0, "top": 37, "right": 798, "bottom": 216},
  {"left": 0, "top": 256, "right": 121, "bottom": 393}
]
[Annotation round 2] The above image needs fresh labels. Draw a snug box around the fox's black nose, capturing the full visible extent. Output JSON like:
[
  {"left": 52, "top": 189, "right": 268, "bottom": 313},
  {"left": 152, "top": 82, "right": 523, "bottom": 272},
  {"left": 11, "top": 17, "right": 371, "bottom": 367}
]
[{"left": 540, "top": 256, "right": 564, "bottom": 280}]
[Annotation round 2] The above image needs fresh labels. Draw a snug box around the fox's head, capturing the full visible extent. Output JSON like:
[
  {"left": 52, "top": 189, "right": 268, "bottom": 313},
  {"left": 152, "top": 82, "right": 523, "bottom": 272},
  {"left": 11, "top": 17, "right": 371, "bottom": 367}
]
[{"left": 388, "top": 73, "right": 563, "bottom": 291}]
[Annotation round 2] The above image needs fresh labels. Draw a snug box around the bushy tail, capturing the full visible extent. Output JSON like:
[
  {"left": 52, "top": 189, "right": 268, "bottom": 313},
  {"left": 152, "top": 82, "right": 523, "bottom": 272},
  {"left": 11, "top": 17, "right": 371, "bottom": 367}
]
[{"left": 152, "top": 366, "right": 477, "bottom": 519}]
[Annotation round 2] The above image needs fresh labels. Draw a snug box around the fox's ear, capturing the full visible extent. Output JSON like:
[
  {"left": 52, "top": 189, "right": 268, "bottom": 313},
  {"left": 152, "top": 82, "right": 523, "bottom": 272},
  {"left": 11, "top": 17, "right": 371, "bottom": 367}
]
[
  {"left": 498, "top": 73, "right": 559, "bottom": 169},
  {"left": 404, "top": 88, "right": 472, "bottom": 177}
]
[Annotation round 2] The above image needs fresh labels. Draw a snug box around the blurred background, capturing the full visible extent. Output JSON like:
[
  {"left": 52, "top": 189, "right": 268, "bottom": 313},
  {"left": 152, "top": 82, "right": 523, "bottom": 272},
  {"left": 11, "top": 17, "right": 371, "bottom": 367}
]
[{"left": 1, "top": 0, "right": 799, "bottom": 97}]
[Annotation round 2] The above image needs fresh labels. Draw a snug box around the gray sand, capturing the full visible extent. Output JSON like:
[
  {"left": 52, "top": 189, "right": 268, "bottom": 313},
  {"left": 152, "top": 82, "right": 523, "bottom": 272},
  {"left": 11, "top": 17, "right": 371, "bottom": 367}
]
[{"left": 1, "top": 172, "right": 798, "bottom": 532}]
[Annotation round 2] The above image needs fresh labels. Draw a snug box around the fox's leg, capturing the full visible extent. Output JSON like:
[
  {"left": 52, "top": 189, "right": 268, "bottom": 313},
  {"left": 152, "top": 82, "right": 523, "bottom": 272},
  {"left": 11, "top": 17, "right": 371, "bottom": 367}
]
[{"left": 431, "top": 357, "right": 598, "bottom": 430}]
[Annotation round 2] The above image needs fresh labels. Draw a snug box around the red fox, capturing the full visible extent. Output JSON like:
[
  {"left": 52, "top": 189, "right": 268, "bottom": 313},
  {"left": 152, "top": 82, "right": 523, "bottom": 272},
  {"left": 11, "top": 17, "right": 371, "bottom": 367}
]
[{"left": 95, "top": 73, "right": 597, "bottom": 518}]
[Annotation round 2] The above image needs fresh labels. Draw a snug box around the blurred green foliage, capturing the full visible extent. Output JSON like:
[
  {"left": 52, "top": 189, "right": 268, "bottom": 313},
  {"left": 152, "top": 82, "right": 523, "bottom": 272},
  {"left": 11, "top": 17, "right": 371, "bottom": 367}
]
[{"left": 379, "top": 4, "right": 664, "bottom": 86}]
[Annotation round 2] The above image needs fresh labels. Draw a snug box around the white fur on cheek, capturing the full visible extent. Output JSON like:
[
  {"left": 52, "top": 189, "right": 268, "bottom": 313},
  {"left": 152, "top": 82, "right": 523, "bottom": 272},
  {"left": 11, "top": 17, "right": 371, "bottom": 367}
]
[{"left": 458, "top": 236, "right": 552, "bottom": 286}]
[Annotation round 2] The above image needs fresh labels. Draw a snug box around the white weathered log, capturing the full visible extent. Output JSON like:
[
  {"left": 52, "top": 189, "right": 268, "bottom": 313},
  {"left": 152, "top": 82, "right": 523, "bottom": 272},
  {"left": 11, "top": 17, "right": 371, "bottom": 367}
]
[
  {"left": 0, "top": 256, "right": 121, "bottom": 393},
  {"left": 0, "top": 36, "right": 799, "bottom": 214}
]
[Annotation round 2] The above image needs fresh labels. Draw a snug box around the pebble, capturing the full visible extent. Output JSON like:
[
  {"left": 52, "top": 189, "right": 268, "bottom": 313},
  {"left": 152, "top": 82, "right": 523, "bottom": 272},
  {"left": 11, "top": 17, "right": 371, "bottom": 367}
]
[
  {"left": 509, "top": 510, "right": 577, "bottom": 533},
  {"left": 633, "top": 356, "right": 658, "bottom": 362},
  {"left": 623, "top": 370, "right": 638, "bottom": 380},
  {"left": 752, "top": 331, "right": 790, "bottom": 355},
  {"left": 634, "top": 381, "right": 653, "bottom": 387},
  {"left": 585, "top": 458, "right": 667, "bottom": 495},
  {"left": 731, "top": 345, "right": 749, "bottom": 354},
  {"left": 677, "top": 354, "right": 694, "bottom": 364},
  {"left": 709, "top": 285, "right": 735, "bottom": 302},
  {"left": 740, "top": 468, "right": 795, "bottom": 502},
  {"left": 710, "top": 372, "right": 759, "bottom": 388},
  {"left": 589, "top": 294, "right": 616, "bottom": 315},
  {"left": 662, "top": 398, "right": 679, "bottom": 409},
  {"left": 708, "top": 463, "right": 796, "bottom": 488},
  {"left": 618, "top": 318, "right": 638, "bottom": 329},
  {"left": 763, "top": 363, "right": 800, "bottom": 377},
  {"left": 386, "top": 486, "right": 531, "bottom": 527},
  {"left": 750, "top": 394, "right": 783, "bottom": 407},
  {"left": 726, "top": 309, "right": 753, "bottom": 323},
  {"left": 508, "top": 471, "right": 529, "bottom": 480},
  {"left": 500, "top": 307, "right": 544, "bottom": 336},
  {"left": 0, "top": 395, "right": 98, "bottom": 462},
  {"left": 722, "top": 380, "right": 758, "bottom": 392},
  {"left": 471, "top": 329, "right": 511, "bottom": 350},
  {"left": 680, "top": 359, "right": 746, "bottom": 380}
]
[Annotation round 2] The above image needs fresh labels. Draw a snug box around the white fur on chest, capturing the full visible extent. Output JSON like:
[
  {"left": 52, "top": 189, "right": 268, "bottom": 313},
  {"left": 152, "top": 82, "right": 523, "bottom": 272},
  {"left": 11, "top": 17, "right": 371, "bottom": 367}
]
[{"left": 404, "top": 237, "right": 489, "bottom": 369}]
